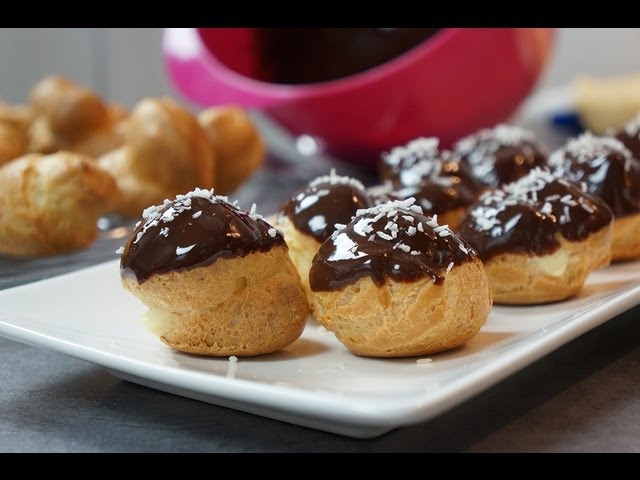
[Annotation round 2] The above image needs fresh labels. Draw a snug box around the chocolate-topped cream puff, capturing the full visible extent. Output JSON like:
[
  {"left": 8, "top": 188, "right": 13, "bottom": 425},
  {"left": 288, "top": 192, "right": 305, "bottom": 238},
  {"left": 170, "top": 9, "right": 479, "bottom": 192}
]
[
  {"left": 377, "top": 137, "right": 484, "bottom": 229},
  {"left": 458, "top": 168, "right": 613, "bottom": 304},
  {"left": 119, "top": 188, "right": 309, "bottom": 356},
  {"left": 548, "top": 132, "right": 640, "bottom": 261},
  {"left": 309, "top": 198, "right": 491, "bottom": 357},
  {"left": 274, "top": 169, "right": 374, "bottom": 301},
  {"left": 455, "top": 124, "right": 548, "bottom": 187}
]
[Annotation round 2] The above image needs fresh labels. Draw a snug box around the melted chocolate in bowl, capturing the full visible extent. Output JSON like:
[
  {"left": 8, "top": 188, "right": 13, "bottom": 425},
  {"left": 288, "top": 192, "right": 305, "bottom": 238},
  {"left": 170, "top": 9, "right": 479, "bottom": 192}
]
[
  {"left": 548, "top": 132, "right": 640, "bottom": 218},
  {"left": 309, "top": 198, "right": 475, "bottom": 292},
  {"left": 254, "top": 28, "right": 441, "bottom": 84},
  {"left": 281, "top": 172, "right": 374, "bottom": 243},
  {"left": 457, "top": 168, "right": 613, "bottom": 262},
  {"left": 120, "top": 190, "right": 284, "bottom": 283}
]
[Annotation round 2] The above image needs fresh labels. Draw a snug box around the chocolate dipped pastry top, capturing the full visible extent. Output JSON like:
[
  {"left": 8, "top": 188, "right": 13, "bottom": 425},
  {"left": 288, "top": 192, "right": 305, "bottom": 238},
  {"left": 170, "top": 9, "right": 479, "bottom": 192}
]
[
  {"left": 548, "top": 132, "right": 640, "bottom": 218},
  {"left": 119, "top": 188, "right": 285, "bottom": 283},
  {"left": 457, "top": 168, "right": 613, "bottom": 262},
  {"left": 377, "top": 137, "right": 483, "bottom": 215},
  {"left": 309, "top": 198, "right": 476, "bottom": 292},
  {"left": 454, "top": 124, "right": 548, "bottom": 188},
  {"left": 281, "top": 169, "right": 374, "bottom": 243},
  {"left": 614, "top": 113, "right": 640, "bottom": 160}
]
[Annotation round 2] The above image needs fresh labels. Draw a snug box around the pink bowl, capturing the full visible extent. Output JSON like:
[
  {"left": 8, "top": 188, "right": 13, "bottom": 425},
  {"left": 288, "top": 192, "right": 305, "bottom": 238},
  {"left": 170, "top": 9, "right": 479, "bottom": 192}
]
[{"left": 163, "top": 28, "right": 555, "bottom": 166}]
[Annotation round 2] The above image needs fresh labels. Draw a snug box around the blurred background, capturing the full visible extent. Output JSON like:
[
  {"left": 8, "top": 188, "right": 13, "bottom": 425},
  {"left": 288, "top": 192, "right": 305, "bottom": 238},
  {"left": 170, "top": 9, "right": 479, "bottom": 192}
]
[{"left": 1, "top": 28, "right": 639, "bottom": 106}]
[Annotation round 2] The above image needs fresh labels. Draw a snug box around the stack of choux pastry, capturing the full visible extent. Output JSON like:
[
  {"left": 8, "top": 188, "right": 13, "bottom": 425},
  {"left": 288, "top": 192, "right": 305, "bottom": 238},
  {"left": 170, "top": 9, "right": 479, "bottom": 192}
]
[{"left": 0, "top": 75, "right": 265, "bottom": 257}]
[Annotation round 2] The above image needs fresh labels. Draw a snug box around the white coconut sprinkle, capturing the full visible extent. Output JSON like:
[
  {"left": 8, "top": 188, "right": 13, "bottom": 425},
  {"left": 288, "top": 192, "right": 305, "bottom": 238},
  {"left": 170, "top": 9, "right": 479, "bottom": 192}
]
[
  {"left": 549, "top": 132, "right": 632, "bottom": 169},
  {"left": 382, "top": 137, "right": 440, "bottom": 167},
  {"left": 226, "top": 356, "right": 238, "bottom": 379},
  {"left": 176, "top": 244, "right": 195, "bottom": 256},
  {"left": 192, "top": 211, "right": 202, "bottom": 219},
  {"left": 455, "top": 124, "right": 537, "bottom": 184},
  {"left": 446, "top": 261, "right": 454, "bottom": 273},
  {"left": 267, "top": 228, "right": 278, "bottom": 238},
  {"left": 466, "top": 166, "right": 601, "bottom": 237},
  {"left": 308, "top": 215, "right": 327, "bottom": 233},
  {"left": 308, "top": 168, "right": 366, "bottom": 191},
  {"left": 115, "top": 246, "right": 124, "bottom": 255}
]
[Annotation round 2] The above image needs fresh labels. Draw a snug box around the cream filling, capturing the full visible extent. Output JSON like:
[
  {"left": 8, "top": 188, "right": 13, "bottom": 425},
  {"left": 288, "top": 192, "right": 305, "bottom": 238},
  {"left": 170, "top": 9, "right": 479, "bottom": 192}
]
[
  {"left": 530, "top": 249, "right": 569, "bottom": 277},
  {"left": 143, "top": 308, "right": 173, "bottom": 335}
]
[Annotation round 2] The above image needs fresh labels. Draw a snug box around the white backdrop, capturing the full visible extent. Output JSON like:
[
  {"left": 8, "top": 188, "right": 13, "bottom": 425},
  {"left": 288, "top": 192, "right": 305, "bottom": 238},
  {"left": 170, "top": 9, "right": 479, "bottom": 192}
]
[{"left": 0, "top": 28, "right": 638, "bottom": 107}]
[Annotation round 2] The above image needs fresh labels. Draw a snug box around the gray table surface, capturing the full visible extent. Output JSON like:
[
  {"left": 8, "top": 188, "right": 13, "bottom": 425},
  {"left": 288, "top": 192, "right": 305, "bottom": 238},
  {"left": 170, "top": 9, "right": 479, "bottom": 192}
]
[{"left": 2, "top": 128, "right": 640, "bottom": 452}]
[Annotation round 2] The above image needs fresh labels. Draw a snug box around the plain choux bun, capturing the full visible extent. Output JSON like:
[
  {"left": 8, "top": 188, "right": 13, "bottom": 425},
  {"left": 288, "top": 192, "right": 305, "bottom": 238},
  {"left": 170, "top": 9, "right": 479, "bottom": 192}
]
[
  {"left": 119, "top": 189, "right": 309, "bottom": 356},
  {"left": 0, "top": 151, "right": 119, "bottom": 257},
  {"left": 198, "top": 106, "right": 264, "bottom": 194},
  {"left": 0, "top": 100, "right": 35, "bottom": 135},
  {"left": 98, "top": 97, "right": 215, "bottom": 217},
  {"left": 309, "top": 198, "right": 491, "bottom": 357},
  {"left": 27, "top": 75, "right": 125, "bottom": 158},
  {"left": 0, "top": 121, "right": 27, "bottom": 166}
]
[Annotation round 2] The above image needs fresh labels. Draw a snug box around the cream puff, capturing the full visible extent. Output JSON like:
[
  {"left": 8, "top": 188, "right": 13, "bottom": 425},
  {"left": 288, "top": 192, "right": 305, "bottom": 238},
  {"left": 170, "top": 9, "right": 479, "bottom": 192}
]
[
  {"left": 274, "top": 169, "right": 374, "bottom": 301},
  {"left": 309, "top": 198, "right": 491, "bottom": 357},
  {"left": 454, "top": 124, "right": 548, "bottom": 187},
  {"left": 548, "top": 132, "right": 640, "bottom": 261},
  {"left": 119, "top": 188, "right": 309, "bottom": 357},
  {"left": 458, "top": 168, "right": 613, "bottom": 304}
]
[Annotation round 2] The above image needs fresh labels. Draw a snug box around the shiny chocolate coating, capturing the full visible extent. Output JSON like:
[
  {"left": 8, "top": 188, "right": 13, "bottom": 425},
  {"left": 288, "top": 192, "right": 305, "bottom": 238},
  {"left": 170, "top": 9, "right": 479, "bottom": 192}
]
[
  {"left": 457, "top": 168, "right": 613, "bottom": 262},
  {"left": 378, "top": 137, "right": 484, "bottom": 216},
  {"left": 455, "top": 124, "right": 548, "bottom": 187},
  {"left": 378, "top": 137, "right": 445, "bottom": 184},
  {"left": 120, "top": 189, "right": 284, "bottom": 283},
  {"left": 281, "top": 171, "right": 374, "bottom": 243},
  {"left": 390, "top": 161, "right": 484, "bottom": 216},
  {"left": 615, "top": 114, "right": 640, "bottom": 160},
  {"left": 309, "top": 198, "right": 475, "bottom": 292},
  {"left": 548, "top": 132, "right": 640, "bottom": 218}
]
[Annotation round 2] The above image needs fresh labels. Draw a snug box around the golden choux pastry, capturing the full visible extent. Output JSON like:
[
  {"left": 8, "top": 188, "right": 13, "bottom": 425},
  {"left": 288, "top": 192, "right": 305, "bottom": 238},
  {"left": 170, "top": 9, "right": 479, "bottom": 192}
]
[
  {"left": 548, "top": 133, "right": 640, "bottom": 261},
  {"left": 27, "top": 75, "right": 125, "bottom": 158},
  {"left": 458, "top": 168, "right": 613, "bottom": 305},
  {"left": 0, "top": 100, "right": 35, "bottom": 135},
  {"left": 309, "top": 198, "right": 491, "bottom": 357},
  {"left": 98, "top": 97, "right": 215, "bottom": 218},
  {"left": 0, "top": 121, "right": 27, "bottom": 166},
  {"left": 119, "top": 189, "right": 309, "bottom": 356},
  {"left": 273, "top": 169, "right": 374, "bottom": 303},
  {"left": 198, "top": 106, "right": 264, "bottom": 194},
  {"left": 0, "top": 151, "right": 119, "bottom": 257}
]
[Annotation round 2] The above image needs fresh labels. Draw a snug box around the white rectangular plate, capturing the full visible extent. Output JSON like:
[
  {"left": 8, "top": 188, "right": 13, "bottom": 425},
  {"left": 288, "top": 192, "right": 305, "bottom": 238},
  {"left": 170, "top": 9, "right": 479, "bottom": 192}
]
[{"left": 0, "top": 259, "right": 639, "bottom": 438}]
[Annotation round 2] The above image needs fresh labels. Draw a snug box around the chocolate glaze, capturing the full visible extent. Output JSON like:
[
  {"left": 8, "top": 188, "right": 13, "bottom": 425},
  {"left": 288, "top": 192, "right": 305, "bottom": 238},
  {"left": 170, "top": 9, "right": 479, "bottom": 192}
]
[
  {"left": 455, "top": 124, "right": 548, "bottom": 187},
  {"left": 282, "top": 173, "right": 374, "bottom": 243},
  {"left": 548, "top": 133, "right": 640, "bottom": 218},
  {"left": 615, "top": 114, "right": 640, "bottom": 160},
  {"left": 377, "top": 137, "right": 484, "bottom": 216},
  {"left": 457, "top": 169, "right": 613, "bottom": 262},
  {"left": 120, "top": 190, "right": 285, "bottom": 283},
  {"left": 391, "top": 161, "right": 484, "bottom": 216},
  {"left": 255, "top": 28, "right": 440, "bottom": 85},
  {"left": 309, "top": 199, "right": 475, "bottom": 292}
]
